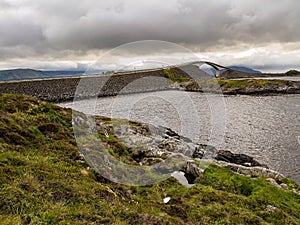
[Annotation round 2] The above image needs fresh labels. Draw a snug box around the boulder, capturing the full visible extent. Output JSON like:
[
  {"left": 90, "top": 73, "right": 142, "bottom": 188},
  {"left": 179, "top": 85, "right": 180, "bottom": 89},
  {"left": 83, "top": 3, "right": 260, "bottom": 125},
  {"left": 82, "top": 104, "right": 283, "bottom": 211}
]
[
  {"left": 182, "top": 160, "right": 204, "bottom": 184},
  {"left": 215, "top": 150, "right": 267, "bottom": 168},
  {"left": 215, "top": 160, "right": 284, "bottom": 182},
  {"left": 192, "top": 144, "right": 218, "bottom": 159}
]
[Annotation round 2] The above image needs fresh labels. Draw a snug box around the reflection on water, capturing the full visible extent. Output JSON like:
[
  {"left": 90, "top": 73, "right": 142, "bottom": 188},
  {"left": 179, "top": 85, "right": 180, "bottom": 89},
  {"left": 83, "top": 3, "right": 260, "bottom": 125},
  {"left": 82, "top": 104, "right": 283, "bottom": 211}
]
[{"left": 59, "top": 91, "right": 300, "bottom": 183}]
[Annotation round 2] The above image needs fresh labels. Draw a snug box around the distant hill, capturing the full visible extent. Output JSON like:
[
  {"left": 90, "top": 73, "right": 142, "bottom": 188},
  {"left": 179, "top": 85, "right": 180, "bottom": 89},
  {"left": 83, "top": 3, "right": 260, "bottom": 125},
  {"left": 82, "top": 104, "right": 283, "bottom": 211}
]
[
  {"left": 41, "top": 70, "right": 85, "bottom": 77},
  {"left": 285, "top": 70, "right": 300, "bottom": 76},
  {"left": 227, "top": 66, "right": 261, "bottom": 74},
  {"left": 0, "top": 69, "right": 45, "bottom": 81},
  {"left": 0, "top": 69, "right": 88, "bottom": 81},
  {"left": 201, "top": 66, "right": 262, "bottom": 76},
  {"left": 0, "top": 69, "right": 111, "bottom": 81}
]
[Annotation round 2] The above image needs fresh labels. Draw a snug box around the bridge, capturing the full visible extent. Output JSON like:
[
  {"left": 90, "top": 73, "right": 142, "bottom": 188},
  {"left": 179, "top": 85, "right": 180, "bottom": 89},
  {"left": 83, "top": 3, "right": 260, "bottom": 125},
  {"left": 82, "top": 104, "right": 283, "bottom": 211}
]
[
  {"left": 105, "top": 61, "right": 230, "bottom": 78},
  {"left": 173, "top": 61, "right": 230, "bottom": 78}
]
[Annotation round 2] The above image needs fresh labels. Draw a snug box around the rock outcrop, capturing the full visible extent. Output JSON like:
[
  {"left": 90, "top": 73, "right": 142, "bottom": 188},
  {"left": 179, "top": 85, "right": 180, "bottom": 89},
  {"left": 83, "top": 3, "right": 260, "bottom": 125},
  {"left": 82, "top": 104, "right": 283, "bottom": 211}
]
[
  {"left": 214, "top": 150, "right": 266, "bottom": 168},
  {"left": 214, "top": 160, "right": 284, "bottom": 182},
  {"left": 75, "top": 114, "right": 291, "bottom": 187}
]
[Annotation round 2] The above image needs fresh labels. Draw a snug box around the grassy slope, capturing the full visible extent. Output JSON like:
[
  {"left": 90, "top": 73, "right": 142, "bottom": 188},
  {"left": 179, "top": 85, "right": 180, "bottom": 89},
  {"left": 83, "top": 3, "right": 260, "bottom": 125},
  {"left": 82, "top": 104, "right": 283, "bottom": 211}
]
[
  {"left": 286, "top": 70, "right": 300, "bottom": 76},
  {"left": 162, "top": 67, "right": 300, "bottom": 94},
  {"left": 180, "top": 78, "right": 300, "bottom": 95},
  {"left": 0, "top": 93, "right": 299, "bottom": 224},
  {"left": 218, "top": 79, "right": 298, "bottom": 91}
]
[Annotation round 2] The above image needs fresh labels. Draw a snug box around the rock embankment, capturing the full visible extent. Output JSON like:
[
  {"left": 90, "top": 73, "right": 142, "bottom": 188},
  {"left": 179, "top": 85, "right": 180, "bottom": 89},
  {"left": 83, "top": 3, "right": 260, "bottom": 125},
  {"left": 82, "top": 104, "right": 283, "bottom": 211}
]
[{"left": 0, "top": 67, "right": 188, "bottom": 102}]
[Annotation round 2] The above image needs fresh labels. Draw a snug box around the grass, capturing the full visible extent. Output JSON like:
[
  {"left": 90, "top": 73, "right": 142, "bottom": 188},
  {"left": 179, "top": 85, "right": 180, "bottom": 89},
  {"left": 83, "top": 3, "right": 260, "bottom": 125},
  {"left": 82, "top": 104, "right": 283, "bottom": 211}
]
[
  {"left": 163, "top": 68, "right": 189, "bottom": 83},
  {"left": 217, "top": 79, "right": 290, "bottom": 88},
  {"left": 0, "top": 93, "right": 299, "bottom": 224},
  {"left": 180, "top": 78, "right": 300, "bottom": 94}
]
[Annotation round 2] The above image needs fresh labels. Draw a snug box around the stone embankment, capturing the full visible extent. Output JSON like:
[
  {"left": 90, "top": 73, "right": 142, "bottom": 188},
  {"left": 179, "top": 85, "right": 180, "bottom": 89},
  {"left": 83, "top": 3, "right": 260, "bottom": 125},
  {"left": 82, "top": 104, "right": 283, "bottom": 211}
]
[{"left": 0, "top": 67, "right": 188, "bottom": 102}]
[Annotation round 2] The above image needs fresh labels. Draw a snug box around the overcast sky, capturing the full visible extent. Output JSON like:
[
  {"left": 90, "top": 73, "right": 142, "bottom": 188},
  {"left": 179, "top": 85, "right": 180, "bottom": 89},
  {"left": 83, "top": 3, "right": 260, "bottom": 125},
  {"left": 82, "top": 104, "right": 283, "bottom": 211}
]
[{"left": 0, "top": 0, "right": 299, "bottom": 72}]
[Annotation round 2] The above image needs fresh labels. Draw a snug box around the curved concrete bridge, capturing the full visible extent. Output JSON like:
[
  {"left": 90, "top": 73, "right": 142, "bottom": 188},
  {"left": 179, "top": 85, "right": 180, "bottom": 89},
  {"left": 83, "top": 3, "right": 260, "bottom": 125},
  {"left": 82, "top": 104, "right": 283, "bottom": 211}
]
[
  {"left": 112, "top": 61, "right": 230, "bottom": 78},
  {"left": 174, "top": 61, "right": 230, "bottom": 78}
]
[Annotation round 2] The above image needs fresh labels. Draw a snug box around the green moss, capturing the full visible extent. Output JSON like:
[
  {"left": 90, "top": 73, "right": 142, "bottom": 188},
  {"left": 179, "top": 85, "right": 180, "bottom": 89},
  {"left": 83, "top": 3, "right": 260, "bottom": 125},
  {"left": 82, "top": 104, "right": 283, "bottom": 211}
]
[
  {"left": 218, "top": 79, "right": 290, "bottom": 89},
  {"left": 0, "top": 93, "right": 299, "bottom": 224},
  {"left": 163, "top": 68, "right": 189, "bottom": 83},
  {"left": 181, "top": 79, "right": 298, "bottom": 94},
  {"left": 281, "top": 178, "right": 299, "bottom": 190}
]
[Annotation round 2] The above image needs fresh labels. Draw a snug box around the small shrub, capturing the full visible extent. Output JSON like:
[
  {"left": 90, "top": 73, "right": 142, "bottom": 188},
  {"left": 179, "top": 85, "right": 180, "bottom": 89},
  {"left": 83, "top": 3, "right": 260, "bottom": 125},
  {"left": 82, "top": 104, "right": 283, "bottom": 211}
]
[
  {"left": 38, "top": 123, "right": 60, "bottom": 134},
  {"left": 5, "top": 132, "right": 29, "bottom": 146}
]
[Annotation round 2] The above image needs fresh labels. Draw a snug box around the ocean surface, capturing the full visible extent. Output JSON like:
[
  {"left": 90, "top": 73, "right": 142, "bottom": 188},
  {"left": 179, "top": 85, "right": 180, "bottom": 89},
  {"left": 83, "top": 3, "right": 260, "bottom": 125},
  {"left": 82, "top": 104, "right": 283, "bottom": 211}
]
[{"left": 59, "top": 91, "right": 300, "bottom": 183}]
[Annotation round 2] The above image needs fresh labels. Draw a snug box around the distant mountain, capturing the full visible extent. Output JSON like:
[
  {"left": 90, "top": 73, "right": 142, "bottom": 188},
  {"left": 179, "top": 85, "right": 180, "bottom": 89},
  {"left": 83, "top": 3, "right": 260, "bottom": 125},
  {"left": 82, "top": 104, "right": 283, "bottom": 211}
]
[
  {"left": 227, "top": 66, "right": 262, "bottom": 74},
  {"left": 0, "top": 69, "right": 88, "bottom": 81},
  {"left": 41, "top": 70, "right": 85, "bottom": 77},
  {"left": 0, "top": 69, "right": 45, "bottom": 81},
  {"left": 201, "top": 66, "right": 261, "bottom": 76},
  {"left": 0, "top": 68, "right": 112, "bottom": 81}
]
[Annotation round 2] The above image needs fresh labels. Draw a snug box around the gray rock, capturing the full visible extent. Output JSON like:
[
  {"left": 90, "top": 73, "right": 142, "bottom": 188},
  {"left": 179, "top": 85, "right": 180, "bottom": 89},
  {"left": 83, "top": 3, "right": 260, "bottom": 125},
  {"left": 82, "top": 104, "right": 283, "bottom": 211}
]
[
  {"left": 192, "top": 146, "right": 204, "bottom": 159},
  {"left": 215, "top": 161, "right": 284, "bottom": 182},
  {"left": 293, "top": 189, "right": 300, "bottom": 195},
  {"left": 114, "top": 123, "right": 198, "bottom": 164},
  {"left": 171, "top": 171, "right": 194, "bottom": 188},
  {"left": 215, "top": 150, "right": 267, "bottom": 168},
  {"left": 280, "top": 183, "right": 290, "bottom": 191},
  {"left": 193, "top": 144, "right": 218, "bottom": 159},
  {"left": 182, "top": 160, "right": 204, "bottom": 184},
  {"left": 78, "top": 115, "right": 293, "bottom": 187},
  {"left": 267, "top": 178, "right": 282, "bottom": 189}
]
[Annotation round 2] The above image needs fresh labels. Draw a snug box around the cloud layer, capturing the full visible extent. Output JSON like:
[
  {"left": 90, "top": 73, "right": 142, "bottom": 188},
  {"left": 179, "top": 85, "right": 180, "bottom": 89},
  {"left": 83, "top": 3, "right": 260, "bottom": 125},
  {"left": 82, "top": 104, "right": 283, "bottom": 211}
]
[{"left": 0, "top": 0, "right": 299, "bottom": 71}]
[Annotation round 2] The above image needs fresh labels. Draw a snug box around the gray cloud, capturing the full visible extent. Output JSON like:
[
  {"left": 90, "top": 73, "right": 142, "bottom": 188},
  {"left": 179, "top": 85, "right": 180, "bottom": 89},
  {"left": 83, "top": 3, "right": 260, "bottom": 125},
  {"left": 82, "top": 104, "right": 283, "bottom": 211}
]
[{"left": 0, "top": 0, "right": 299, "bottom": 70}]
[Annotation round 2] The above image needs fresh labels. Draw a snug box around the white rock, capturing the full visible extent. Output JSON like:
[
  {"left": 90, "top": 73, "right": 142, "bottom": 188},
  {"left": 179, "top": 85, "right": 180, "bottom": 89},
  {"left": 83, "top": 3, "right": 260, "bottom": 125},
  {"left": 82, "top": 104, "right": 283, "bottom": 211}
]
[
  {"left": 215, "top": 161, "right": 285, "bottom": 182},
  {"left": 163, "top": 197, "right": 171, "bottom": 204},
  {"left": 280, "top": 183, "right": 290, "bottom": 190},
  {"left": 292, "top": 189, "right": 300, "bottom": 195},
  {"left": 171, "top": 171, "right": 194, "bottom": 188},
  {"left": 267, "top": 178, "right": 281, "bottom": 189},
  {"left": 266, "top": 205, "right": 277, "bottom": 212}
]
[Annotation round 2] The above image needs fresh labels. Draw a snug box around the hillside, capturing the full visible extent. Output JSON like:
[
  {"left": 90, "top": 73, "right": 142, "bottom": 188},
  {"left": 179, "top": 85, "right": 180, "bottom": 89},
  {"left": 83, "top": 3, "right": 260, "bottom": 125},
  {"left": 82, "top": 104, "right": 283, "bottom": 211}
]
[
  {"left": 227, "top": 66, "right": 261, "bottom": 74},
  {"left": 220, "top": 69, "right": 300, "bottom": 79},
  {"left": 0, "top": 69, "right": 87, "bottom": 82},
  {"left": 0, "top": 93, "right": 299, "bottom": 224},
  {"left": 178, "top": 79, "right": 300, "bottom": 95},
  {"left": 286, "top": 70, "right": 300, "bottom": 76},
  {"left": 0, "top": 69, "right": 45, "bottom": 81}
]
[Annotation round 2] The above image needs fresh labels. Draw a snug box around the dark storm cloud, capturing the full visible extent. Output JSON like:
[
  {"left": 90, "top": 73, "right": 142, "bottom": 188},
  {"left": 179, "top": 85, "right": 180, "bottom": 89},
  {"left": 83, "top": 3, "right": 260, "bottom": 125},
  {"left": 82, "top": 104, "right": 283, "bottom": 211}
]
[{"left": 0, "top": 0, "right": 299, "bottom": 70}]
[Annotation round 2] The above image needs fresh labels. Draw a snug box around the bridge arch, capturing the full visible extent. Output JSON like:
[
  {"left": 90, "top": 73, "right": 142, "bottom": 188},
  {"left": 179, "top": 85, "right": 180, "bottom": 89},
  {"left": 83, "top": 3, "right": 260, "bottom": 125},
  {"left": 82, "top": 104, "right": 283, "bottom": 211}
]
[{"left": 185, "top": 61, "right": 229, "bottom": 77}]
